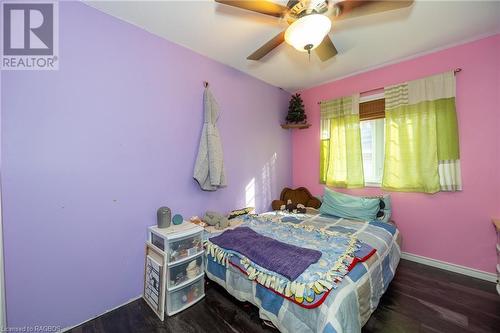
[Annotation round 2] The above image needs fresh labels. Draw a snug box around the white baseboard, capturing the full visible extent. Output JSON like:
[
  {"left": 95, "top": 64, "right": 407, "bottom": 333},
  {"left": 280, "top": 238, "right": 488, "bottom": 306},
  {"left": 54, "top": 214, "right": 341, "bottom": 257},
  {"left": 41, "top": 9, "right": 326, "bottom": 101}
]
[
  {"left": 401, "top": 252, "right": 497, "bottom": 283},
  {"left": 61, "top": 295, "right": 142, "bottom": 332}
]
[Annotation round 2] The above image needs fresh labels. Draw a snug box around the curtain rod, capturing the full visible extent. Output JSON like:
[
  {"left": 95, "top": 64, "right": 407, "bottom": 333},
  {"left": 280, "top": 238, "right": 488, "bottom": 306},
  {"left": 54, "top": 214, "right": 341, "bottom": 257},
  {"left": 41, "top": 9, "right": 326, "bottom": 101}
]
[{"left": 316, "top": 68, "right": 462, "bottom": 105}]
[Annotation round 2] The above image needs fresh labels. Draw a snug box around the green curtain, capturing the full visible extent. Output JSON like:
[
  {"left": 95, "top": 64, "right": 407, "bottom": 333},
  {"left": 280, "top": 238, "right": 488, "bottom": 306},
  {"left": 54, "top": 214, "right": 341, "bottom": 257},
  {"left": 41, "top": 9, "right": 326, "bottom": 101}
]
[
  {"left": 382, "top": 71, "right": 461, "bottom": 193},
  {"left": 320, "top": 94, "right": 364, "bottom": 188}
]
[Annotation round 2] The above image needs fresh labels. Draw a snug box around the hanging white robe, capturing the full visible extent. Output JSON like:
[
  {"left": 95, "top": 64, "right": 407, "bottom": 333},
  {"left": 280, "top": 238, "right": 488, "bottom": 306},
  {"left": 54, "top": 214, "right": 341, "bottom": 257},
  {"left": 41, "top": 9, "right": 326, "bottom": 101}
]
[{"left": 193, "top": 87, "right": 226, "bottom": 191}]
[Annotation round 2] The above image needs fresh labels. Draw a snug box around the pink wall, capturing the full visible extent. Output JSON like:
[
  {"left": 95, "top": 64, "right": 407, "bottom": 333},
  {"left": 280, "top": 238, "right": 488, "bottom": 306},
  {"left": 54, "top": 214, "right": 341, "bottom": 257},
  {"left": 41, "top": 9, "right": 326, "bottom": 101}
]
[{"left": 293, "top": 34, "right": 500, "bottom": 273}]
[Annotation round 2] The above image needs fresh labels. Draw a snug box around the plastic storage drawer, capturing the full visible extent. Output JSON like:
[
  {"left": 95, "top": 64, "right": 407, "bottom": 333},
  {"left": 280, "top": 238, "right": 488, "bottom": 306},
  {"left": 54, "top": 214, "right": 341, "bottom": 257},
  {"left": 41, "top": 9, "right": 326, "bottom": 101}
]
[
  {"left": 166, "top": 276, "right": 204, "bottom": 316},
  {"left": 168, "top": 254, "right": 204, "bottom": 290},
  {"left": 168, "top": 233, "right": 203, "bottom": 264}
]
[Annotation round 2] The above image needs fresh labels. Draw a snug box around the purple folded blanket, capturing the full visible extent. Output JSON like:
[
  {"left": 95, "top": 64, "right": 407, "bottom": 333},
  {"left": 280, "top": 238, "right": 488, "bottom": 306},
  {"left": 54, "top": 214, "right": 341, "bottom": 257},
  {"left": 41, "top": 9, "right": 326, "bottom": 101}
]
[{"left": 209, "top": 227, "right": 322, "bottom": 281}]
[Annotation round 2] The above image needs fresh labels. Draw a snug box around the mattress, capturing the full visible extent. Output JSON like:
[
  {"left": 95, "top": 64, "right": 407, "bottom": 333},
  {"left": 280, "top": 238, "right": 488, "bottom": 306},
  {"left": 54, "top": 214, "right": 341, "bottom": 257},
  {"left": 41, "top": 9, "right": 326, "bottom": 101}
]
[{"left": 204, "top": 212, "right": 401, "bottom": 333}]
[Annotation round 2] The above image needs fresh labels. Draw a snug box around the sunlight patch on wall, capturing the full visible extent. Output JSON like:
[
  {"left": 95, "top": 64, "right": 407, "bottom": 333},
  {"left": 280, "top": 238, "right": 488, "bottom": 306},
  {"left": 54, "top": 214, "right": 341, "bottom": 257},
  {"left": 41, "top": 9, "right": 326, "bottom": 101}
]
[
  {"left": 245, "top": 178, "right": 256, "bottom": 208},
  {"left": 260, "top": 153, "right": 278, "bottom": 212}
]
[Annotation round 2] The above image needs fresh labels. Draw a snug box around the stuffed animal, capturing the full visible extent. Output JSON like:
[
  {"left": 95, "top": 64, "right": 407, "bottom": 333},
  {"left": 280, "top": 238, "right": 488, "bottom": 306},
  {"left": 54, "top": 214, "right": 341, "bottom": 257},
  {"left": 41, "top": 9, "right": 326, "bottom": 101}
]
[
  {"left": 280, "top": 200, "right": 306, "bottom": 214},
  {"left": 296, "top": 204, "right": 306, "bottom": 214},
  {"left": 189, "top": 216, "right": 207, "bottom": 227},
  {"left": 204, "top": 211, "right": 229, "bottom": 230}
]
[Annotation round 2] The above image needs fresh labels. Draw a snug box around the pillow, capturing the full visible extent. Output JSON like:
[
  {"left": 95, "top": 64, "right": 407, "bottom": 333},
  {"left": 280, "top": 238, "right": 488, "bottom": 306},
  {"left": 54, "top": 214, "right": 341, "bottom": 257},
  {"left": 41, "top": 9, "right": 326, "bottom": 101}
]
[{"left": 319, "top": 188, "right": 380, "bottom": 221}]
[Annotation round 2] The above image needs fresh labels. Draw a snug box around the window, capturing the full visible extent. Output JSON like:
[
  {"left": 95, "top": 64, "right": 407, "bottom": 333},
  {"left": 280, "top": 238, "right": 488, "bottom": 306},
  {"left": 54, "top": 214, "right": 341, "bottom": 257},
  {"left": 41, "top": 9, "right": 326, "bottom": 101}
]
[
  {"left": 360, "top": 118, "right": 385, "bottom": 185},
  {"left": 319, "top": 94, "right": 386, "bottom": 188},
  {"left": 359, "top": 95, "right": 385, "bottom": 186},
  {"left": 320, "top": 71, "right": 460, "bottom": 192}
]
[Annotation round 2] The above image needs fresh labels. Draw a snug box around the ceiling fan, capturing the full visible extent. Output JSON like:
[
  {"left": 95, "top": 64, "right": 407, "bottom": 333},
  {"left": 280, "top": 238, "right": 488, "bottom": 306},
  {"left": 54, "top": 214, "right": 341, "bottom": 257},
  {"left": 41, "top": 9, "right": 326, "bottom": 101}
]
[{"left": 215, "top": 0, "right": 414, "bottom": 61}]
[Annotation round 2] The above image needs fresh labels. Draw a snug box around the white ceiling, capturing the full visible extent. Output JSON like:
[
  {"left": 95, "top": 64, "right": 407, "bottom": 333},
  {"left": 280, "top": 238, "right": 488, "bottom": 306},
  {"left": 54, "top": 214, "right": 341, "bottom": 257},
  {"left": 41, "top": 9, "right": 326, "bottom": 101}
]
[{"left": 86, "top": 0, "right": 500, "bottom": 92}]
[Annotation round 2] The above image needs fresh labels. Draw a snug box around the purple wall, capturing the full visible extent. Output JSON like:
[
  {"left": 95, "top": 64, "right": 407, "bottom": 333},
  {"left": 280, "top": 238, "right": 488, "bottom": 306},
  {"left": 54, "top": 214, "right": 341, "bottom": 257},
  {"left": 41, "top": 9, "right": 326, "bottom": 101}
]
[{"left": 1, "top": 2, "right": 291, "bottom": 328}]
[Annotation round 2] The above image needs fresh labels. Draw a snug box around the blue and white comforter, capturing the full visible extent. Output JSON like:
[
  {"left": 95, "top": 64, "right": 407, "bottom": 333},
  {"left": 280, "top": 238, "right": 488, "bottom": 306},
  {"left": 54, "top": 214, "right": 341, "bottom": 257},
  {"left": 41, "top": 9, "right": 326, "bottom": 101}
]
[{"left": 204, "top": 212, "right": 401, "bottom": 333}]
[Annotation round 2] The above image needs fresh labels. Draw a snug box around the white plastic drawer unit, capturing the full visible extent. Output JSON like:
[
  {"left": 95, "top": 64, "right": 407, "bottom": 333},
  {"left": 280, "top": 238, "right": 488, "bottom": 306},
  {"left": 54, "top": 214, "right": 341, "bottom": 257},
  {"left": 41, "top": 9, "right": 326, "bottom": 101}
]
[
  {"left": 146, "top": 223, "right": 206, "bottom": 317},
  {"left": 166, "top": 276, "right": 204, "bottom": 316}
]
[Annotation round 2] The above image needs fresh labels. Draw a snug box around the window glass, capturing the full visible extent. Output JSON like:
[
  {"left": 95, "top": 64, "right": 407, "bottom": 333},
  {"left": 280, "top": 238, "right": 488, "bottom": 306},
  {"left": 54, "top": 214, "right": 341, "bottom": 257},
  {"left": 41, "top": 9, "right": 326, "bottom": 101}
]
[{"left": 360, "top": 118, "right": 385, "bottom": 185}]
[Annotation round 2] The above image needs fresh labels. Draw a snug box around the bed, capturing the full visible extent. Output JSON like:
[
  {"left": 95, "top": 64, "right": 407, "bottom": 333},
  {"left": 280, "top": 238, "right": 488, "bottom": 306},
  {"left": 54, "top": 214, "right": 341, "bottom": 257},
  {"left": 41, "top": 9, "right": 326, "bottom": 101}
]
[{"left": 204, "top": 212, "right": 401, "bottom": 333}]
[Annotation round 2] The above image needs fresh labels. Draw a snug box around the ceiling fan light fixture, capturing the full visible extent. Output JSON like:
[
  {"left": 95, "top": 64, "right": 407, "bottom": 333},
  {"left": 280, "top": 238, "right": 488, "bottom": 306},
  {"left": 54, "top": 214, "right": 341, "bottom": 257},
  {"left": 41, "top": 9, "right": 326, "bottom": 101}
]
[{"left": 284, "top": 14, "right": 331, "bottom": 52}]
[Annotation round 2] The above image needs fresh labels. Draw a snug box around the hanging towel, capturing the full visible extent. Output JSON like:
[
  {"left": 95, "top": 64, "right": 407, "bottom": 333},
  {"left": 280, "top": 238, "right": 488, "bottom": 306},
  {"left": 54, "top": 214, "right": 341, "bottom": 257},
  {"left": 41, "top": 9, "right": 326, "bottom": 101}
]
[{"left": 193, "top": 87, "right": 227, "bottom": 191}]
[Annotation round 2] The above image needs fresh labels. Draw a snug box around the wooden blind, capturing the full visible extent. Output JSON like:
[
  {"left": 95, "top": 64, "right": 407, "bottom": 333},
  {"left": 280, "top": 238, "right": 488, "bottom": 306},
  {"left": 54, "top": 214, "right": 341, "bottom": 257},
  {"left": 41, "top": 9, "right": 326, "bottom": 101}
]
[{"left": 359, "top": 98, "right": 385, "bottom": 121}]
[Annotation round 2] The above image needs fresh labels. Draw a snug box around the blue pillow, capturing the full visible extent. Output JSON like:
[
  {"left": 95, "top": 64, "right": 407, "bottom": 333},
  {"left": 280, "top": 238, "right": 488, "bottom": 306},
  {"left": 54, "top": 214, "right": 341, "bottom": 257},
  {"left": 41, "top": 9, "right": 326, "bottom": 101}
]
[{"left": 319, "top": 188, "right": 380, "bottom": 221}]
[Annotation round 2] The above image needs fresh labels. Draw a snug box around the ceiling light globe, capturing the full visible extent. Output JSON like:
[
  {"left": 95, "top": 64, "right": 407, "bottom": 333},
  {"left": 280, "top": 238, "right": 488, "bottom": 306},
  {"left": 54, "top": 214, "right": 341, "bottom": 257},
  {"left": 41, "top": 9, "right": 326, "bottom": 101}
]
[{"left": 284, "top": 14, "right": 332, "bottom": 52}]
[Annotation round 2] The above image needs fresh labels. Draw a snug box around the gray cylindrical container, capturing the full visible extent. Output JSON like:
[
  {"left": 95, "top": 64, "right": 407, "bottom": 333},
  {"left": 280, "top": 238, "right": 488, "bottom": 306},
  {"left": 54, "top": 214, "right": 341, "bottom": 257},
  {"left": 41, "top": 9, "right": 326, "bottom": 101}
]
[{"left": 157, "top": 207, "right": 171, "bottom": 228}]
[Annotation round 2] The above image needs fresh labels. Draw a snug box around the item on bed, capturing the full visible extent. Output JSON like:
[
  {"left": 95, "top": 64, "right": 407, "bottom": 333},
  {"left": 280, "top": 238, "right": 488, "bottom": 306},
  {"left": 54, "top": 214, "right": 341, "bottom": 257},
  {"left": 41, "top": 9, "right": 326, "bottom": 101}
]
[
  {"left": 305, "top": 207, "right": 320, "bottom": 215},
  {"left": 206, "top": 214, "right": 376, "bottom": 305},
  {"left": 204, "top": 218, "right": 243, "bottom": 234},
  {"left": 228, "top": 207, "right": 254, "bottom": 220},
  {"left": 204, "top": 211, "right": 229, "bottom": 230},
  {"left": 319, "top": 187, "right": 380, "bottom": 221},
  {"left": 209, "top": 226, "right": 321, "bottom": 281},
  {"left": 271, "top": 187, "right": 322, "bottom": 211},
  {"left": 364, "top": 194, "right": 392, "bottom": 223},
  {"left": 189, "top": 216, "right": 207, "bottom": 227},
  {"left": 281, "top": 199, "right": 307, "bottom": 214},
  {"left": 378, "top": 194, "right": 392, "bottom": 223}
]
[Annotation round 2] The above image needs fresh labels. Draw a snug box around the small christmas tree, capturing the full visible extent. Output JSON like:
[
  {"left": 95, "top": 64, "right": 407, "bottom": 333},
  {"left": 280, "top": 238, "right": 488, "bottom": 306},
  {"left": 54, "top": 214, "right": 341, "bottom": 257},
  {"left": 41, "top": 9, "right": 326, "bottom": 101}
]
[{"left": 286, "top": 93, "right": 307, "bottom": 124}]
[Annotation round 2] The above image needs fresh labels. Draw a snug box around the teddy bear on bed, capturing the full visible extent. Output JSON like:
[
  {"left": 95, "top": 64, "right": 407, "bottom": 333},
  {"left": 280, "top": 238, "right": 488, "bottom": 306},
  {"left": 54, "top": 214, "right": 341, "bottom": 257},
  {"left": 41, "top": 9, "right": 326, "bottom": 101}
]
[{"left": 280, "top": 199, "right": 307, "bottom": 214}]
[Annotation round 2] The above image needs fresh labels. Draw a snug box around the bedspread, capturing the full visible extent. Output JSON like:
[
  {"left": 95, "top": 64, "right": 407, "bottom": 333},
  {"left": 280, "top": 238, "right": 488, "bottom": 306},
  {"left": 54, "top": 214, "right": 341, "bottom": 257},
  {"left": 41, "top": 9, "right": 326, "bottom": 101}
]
[
  {"left": 206, "top": 214, "right": 376, "bottom": 306},
  {"left": 204, "top": 212, "right": 401, "bottom": 333}
]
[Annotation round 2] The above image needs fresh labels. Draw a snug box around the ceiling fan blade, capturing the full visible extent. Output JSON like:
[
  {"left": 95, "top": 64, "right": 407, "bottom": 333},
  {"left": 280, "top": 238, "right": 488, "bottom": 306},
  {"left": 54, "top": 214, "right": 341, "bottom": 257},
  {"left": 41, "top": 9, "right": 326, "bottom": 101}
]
[
  {"left": 315, "top": 35, "right": 338, "bottom": 62},
  {"left": 334, "top": 0, "right": 414, "bottom": 20},
  {"left": 215, "top": 0, "right": 288, "bottom": 18},
  {"left": 247, "top": 30, "right": 286, "bottom": 60}
]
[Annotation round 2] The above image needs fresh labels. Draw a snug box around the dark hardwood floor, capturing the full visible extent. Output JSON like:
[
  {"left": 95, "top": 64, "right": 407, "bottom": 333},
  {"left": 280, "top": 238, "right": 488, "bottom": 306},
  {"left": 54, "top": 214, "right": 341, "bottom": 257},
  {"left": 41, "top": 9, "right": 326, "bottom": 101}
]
[{"left": 70, "top": 260, "right": 500, "bottom": 333}]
